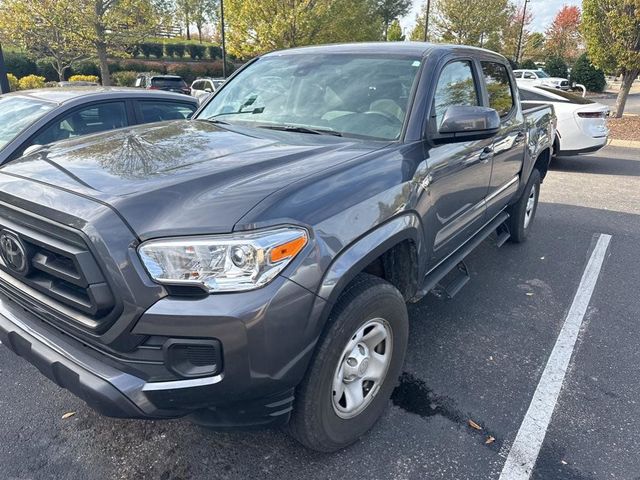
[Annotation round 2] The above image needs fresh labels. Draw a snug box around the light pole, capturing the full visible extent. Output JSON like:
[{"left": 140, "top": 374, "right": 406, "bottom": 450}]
[
  {"left": 220, "top": 0, "right": 227, "bottom": 78},
  {"left": 515, "top": 0, "right": 530, "bottom": 64},
  {"left": 0, "top": 43, "right": 10, "bottom": 94},
  {"left": 423, "top": 0, "right": 431, "bottom": 42}
]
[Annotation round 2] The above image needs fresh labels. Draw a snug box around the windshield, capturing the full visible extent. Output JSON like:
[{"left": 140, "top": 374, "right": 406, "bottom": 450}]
[
  {"left": 152, "top": 77, "right": 187, "bottom": 88},
  {"left": 537, "top": 86, "right": 595, "bottom": 104},
  {"left": 197, "top": 54, "right": 422, "bottom": 140},
  {"left": 0, "top": 96, "right": 55, "bottom": 150},
  {"left": 536, "top": 70, "right": 550, "bottom": 78}
]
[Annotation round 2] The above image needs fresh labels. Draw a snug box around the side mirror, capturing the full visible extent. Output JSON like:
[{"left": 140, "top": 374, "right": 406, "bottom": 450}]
[
  {"left": 204, "top": 87, "right": 213, "bottom": 93},
  {"left": 23, "top": 144, "right": 44, "bottom": 156},
  {"left": 433, "top": 106, "right": 501, "bottom": 143}
]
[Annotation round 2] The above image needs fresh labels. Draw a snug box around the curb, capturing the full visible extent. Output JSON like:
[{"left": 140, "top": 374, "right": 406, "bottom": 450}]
[{"left": 608, "top": 138, "right": 640, "bottom": 149}]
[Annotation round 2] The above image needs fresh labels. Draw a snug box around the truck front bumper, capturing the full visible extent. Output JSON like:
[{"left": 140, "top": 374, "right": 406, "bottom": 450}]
[{"left": 0, "top": 276, "right": 327, "bottom": 428}]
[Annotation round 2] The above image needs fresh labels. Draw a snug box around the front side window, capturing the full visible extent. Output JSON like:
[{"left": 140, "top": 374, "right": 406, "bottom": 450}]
[
  {"left": 30, "top": 102, "right": 128, "bottom": 146},
  {"left": 481, "top": 62, "right": 514, "bottom": 117},
  {"left": 197, "top": 54, "right": 422, "bottom": 140},
  {"left": 0, "top": 96, "right": 55, "bottom": 150},
  {"left": 139, "top": 101, "right": 196, "bottom": 122},
  {"left": 433, "top": 61, "right": 478, "bottom": 129}
]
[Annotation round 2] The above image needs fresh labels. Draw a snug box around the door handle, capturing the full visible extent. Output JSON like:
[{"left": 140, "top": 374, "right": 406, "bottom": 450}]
[
  {"left": 515, "top": 131, "right": 526, "bottom": 143},
  {"left": 479, "top": 146, "right": 494, "bottom": 163}
]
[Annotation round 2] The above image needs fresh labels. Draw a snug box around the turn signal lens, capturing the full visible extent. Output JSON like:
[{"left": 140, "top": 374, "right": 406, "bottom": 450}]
[{"left": 270, "top": 234, "right": 307, "bottom": 264}]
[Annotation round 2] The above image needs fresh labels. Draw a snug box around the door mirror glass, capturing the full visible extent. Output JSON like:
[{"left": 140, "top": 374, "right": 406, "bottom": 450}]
[{"left": 434, "top": 105, "right": 500, "bottom": 142}]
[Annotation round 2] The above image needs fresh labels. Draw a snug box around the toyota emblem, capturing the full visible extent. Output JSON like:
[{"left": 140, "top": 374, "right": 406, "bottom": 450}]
[{"left": 0, "top": 230, "right": 29, "bottom": 275}]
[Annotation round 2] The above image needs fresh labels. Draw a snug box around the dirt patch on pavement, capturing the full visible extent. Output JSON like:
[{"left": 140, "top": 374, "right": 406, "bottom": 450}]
[{"left": 608, "top": 116, "right": 640, "bottom": 142}]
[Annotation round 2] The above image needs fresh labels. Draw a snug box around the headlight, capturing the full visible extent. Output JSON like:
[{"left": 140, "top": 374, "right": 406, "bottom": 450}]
[{"left": 138, "top": 227, "right": 308, "bottom": 292}]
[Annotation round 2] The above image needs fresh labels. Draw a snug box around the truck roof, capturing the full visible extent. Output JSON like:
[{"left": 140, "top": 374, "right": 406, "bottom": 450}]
[{"left": 263, "top": 41, "right": 506, "bottom": 60}]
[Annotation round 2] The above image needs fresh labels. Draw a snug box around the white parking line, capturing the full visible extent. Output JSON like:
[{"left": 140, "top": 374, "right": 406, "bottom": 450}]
[{"left": 498, "top": 233, "right": 612, "bottom": 480}]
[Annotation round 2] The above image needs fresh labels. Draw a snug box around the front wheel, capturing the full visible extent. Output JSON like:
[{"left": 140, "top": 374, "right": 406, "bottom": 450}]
[
  {"left": 288, "top": 274, "right": 408, "bottom": 452},
  {"left": 508, "top": 168, "right": 541, "bottom": 243}
]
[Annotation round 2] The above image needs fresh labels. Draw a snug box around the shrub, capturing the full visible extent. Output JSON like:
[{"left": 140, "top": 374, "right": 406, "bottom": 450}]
[
  {"left": 35, "top": 59, "right": 59, "bottom": 81},
  {"left": 112, "top": 70, "right": 139, "bottom": 87},
  {"left": 4, "top": 51, "right": 38, "bottom": 78},
  {"left": 68, "top": 74, "right": 100, "bottom": 83},
  {"left": 7, "top": 73, "right": 19, "bottom": 92},
  {"left": 120, "top": 60, "right": 167, "bottom": 74},
  {"left": 174, "top": 43, "right": 186, "bottom": 59},
  {"left": 570, "top": 53, "right": 606, "bottom": 92},
  {"left": 208, "top": 45, "right": 222, "bottom": 60},
  {"left": 545, "top": 56, "right": 568, "bottom": 78},
  {"left": 18, "top": 74, "right": 46, "bottom": 90},
  {"left": 139, "top": 43, "right": 153, "bottom": 58},
  {"left": 71, "top": 61, "right": 101, "bottom": 78},
  {"left": 187, "top": 44, "right": 206, "bottom": 60},
  {"left": 165, "top": 43, "right": 177, "bottom": 57},
  {"left": 520, "top": 59, "right": 537, "bottom": 70},
  {"left": 150, "top": 43, "right": 164, "bottom": 58}
]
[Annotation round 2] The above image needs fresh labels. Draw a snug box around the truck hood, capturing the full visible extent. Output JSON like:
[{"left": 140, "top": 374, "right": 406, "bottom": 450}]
[{"left": 0, "top": 120, "right": 382, "bottom": 238}]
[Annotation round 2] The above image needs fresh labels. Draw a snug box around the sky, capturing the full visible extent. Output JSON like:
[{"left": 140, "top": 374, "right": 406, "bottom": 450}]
[{"left": 402, "top": 0, "right": 582, "bottom": 35}]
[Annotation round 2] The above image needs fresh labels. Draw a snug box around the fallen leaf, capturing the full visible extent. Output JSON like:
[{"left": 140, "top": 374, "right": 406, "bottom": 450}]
[
  {"left": 526, "top": 292, "right": 534, "bottom": 296},
  {"left": 485, "top": 436, "right": 495, "bottom": 444},
  {"left": 561, "top": 460, "right": 568, "bottom": 465},
  {"left": 489, "top": 356, "right": 494, "bottom": 361},
  {"left": 468, "top": 419, "right": 482, "bottom": 430},
  {"left": 540, "top": 256, "right": 545, "bottom": 260},
  {"left": 61, "top": 412, "right": 76, "bottom": 420}
]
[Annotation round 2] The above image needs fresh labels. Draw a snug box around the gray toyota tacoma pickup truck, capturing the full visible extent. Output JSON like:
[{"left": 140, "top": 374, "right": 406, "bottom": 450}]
[{"left": 0, "top": 43, "right": 554, "bottom": 452}]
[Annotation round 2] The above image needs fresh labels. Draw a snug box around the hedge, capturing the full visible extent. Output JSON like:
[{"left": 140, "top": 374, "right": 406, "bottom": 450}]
[
  {"left": 7, "top": 73, "right": 19, "bottom": 92},
  {"left": 111, "top": 70, "right": 139, "bottom": 87},
  {"left": 68, "top": 75, "right": 100, "bottom": 83},
  {"left": 18, "top": 75, "right": 46, "bottom": 90}
]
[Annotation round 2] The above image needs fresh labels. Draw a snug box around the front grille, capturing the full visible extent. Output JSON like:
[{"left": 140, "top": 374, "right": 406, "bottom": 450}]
[{"left": 0, "top": 204, "right": 116, "bottom": 331}]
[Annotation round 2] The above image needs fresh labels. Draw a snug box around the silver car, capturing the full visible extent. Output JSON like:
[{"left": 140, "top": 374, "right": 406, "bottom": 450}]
[{"left": 0, "top": 87, "right": 198, "bottom": 165}]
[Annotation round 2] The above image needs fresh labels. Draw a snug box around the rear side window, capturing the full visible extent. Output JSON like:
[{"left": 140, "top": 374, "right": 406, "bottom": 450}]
[
  {"left": 30, "top": 102, "right": 128, "bottom": 146},
  {"left": 139, "top": 101, "right": 196, "bottom": 123},
  {"left": 151, "top": 77, "right": 186, "bottom": 88},
  {"left": 536, "top": 87, "right": 595, "bottom": 105},
  {"left": 481, "top": 62, "right": 514, "bottom": 117},
  {"left": 433, "top": 61, "right": 479, "bottom": 128},
  {"left": 519, "top": 89, "right": 550, "bottom": 102}
]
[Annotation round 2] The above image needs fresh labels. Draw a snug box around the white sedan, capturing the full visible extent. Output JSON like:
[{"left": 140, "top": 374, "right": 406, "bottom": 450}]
[{"left": 519, "top": 84, "right": 609, "bottom": 156}]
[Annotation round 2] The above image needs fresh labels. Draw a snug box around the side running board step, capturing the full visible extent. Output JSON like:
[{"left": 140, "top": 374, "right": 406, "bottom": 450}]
[
  {"left": 431, "top": 261, "right": 470, "bottom": 299},
  {"left": 414, "top": 211, "right": 510, "bottom": 301},
  {"left": 495, "top": 222, "right": 511, "bottom": 248}
]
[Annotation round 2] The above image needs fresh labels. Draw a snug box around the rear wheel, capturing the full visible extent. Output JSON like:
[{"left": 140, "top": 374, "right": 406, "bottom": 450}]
[
  {"left": 288, "top": 274, "right": 408, "bottom": 452},
  {"left": 508, "top": 168, "right": 541, "bottom": 243}
]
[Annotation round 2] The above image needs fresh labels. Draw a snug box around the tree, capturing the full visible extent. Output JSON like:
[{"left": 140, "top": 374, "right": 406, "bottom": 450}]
[
  {"left": 0, "top": 0, "right": 91, "bottom": 80},
  {"left": 545, "top": 5, "right": 582, "bottom": 63},
  {"left": 582, "top": 0, "right": 640, "bottom": 117},
  {"left": 224, "top": 0, "right": 382, "bottom": 58},
  {"left": 429, "top": 0, "right": 510, "bottom": 47},
  {"left": 387, "top": 19, "right": 405, "bottom": 41},
  {"left": 520, "top": 58, "right": 537, "bottom": 69},
  {"left": 191, "top": 0, "right": 218, "bottom": 43},
  {"left": 375, "top": 0, "right": 411, "bottom": 40},
  {"left": 409, "top": 1, "right": 432, "bottom": 41},
  {"left": 524, "top": 32, "right": 546, "bottom": 61},
  {"left": 545, "top": 55, "right": 568, "bottom": 78},
  {"left": 570, "top": 53, "right": 606, "bottom": 92},
  {"left": 176, "top": 0, "right": 193, "bottom": 40},
  {"left": 77, "top": 0, "right": 159, "bottom": 86},
  {"left": 501, "top": 3, "right": 533, "bottom": 62}
]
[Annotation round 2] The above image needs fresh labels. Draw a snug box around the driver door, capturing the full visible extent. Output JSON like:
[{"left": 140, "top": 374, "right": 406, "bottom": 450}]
[{"left": 418, "top": 59, "right": 494, "bottom": 264}]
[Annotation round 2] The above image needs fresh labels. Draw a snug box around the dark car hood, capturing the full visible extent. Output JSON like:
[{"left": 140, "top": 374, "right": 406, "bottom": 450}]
[{"left": 1, "top": 120, "right": 382, "bottom": 238}]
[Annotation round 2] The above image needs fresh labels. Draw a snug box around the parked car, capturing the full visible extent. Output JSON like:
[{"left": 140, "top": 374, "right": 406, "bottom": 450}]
[
  {"left": 190, "top": 77, "right": 226, "bottom": 103},
  {"left": 0, "top": 43, "right": 554, "bottom": 452},
  {"left": 135, "top": 74, "right": 191, "bottom": 95},
  {"left": 519, "top": 84, "right": 609, "bottom": 155},
  {"left": 0, "top": 87, "right": 198, "bottom": 164},
  {"left": 514, "top": 69, "right": 570, "bottom": 90},
  {"left": 58, "top": 81, "right": 100, "bottom": 87}
]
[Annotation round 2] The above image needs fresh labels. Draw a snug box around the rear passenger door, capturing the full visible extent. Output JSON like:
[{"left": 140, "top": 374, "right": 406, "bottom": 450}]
[
  {"left": 133, "top": 100, "right": 197, "bottom": 124},
  {"left": 422, "top": 59, "right": 494, "bottom": 263},
  {"left": 480, "top": 61, "right": 525, "bottom": 219}
]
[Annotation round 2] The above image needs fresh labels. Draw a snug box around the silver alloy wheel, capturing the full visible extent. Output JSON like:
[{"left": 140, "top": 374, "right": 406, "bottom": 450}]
[
  {"left": 524, "top": 183, "right": 537, "bottom": 229},
  {"left": 331, "top": 318, "right": 393, "bottom": 419}
]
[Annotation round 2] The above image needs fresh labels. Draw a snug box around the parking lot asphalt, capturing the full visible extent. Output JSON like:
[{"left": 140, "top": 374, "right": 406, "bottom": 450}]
[{"left": 1, "top": 145, "right": 639, "bottom": 480}]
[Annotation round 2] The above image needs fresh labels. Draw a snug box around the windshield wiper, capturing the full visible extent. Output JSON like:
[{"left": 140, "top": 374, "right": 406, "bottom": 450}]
[
  {"left": 257, "top": 125, "right": 342, "bottom": 137},
  {"left": 198, "top": 117, "right": 231, "bottom": 125}
]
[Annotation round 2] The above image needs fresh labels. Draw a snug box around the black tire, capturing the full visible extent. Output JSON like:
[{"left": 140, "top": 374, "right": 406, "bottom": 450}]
[
  {"left": 288, "top": 273, "right": 409, "bottom": 452},
  {"left": 508, "top": 168, "right": 541, "bottom": 243}
]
